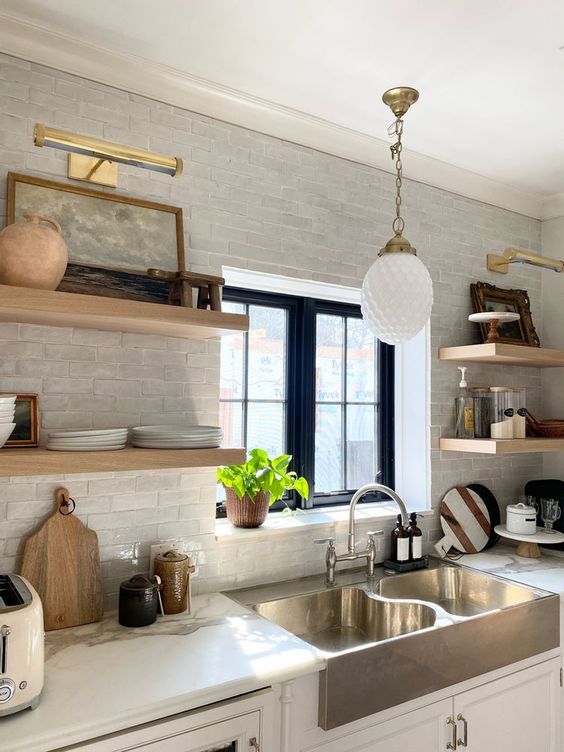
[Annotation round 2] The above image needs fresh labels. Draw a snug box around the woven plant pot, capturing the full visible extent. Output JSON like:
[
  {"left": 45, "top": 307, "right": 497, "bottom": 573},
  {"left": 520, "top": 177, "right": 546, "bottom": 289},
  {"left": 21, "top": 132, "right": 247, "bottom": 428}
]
[{"left": 224, "top": 488, "right": 271, "bottom": 528}]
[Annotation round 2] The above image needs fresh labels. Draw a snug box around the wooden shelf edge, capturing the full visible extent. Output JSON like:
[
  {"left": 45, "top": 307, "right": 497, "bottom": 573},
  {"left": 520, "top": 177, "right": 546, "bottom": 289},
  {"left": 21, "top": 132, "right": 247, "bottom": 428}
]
[
  {"left": 0, "top": 285, "right": 249, "bottom": 339},
  {"left": 439, "top": 343, "right": 564, "bottom": 368},
  {"left": 0, "top": 446, "right": 246, "bottom": 477},
  {"left": 439, "top": 438, "right": 564, "bottom": 455}
]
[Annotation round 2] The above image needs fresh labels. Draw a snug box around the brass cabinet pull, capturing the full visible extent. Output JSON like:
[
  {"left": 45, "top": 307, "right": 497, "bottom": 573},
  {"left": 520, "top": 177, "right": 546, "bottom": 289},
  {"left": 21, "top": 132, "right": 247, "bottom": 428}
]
[
  {"left": 249, "top": 738, "right": 261, "bottom": 751},
  {"left": 446, "top": 716, "right": 457, "bottom": 750},
  {"left": 457, "top": 714, "right": 468, "bottom": 747}
]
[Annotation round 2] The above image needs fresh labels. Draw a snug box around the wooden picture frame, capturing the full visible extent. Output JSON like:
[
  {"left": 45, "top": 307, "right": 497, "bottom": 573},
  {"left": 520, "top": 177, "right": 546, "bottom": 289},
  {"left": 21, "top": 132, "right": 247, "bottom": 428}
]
[
  {"left": 471, "top": 282, "right": 540, "bottom": 347},
  {"left": 7, "top": 172, "right": 185, "bottom": 274},
  {"left": 2, "top": 393, "right": 39, "bottom": 447}
]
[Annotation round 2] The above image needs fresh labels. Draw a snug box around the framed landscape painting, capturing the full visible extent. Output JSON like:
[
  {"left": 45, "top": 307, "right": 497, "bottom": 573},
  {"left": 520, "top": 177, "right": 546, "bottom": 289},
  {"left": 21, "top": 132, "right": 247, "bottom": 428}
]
[
  {"left": 471, "top": 281, "right": 540, "bottom": 347},
  {"left": 7, "top": 172, "right": 185, "bottom": 274}
]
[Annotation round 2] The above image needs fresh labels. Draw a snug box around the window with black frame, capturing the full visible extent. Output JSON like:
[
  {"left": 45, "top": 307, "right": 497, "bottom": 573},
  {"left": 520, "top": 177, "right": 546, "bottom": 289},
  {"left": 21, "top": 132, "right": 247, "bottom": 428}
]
[{"left": 217, "top": 288, "right": 394, "bottom": 516}]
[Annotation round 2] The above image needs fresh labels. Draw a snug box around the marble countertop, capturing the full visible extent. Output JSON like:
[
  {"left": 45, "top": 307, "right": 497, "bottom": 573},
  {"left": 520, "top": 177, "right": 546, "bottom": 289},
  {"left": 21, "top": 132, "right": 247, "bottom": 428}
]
[
  {"left": 459, "top": 543, "right": 564, "bottom": 595},
  {"left": 2, "top": 592, "right": 325, "bottom": 752}
]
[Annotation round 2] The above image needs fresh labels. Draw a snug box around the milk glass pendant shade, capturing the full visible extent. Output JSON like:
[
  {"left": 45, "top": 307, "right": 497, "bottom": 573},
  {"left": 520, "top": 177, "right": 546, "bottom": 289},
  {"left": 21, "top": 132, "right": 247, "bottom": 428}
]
[
  {"left": 361, "top": 251, "right": 433, "bottom": 345},
  {"left": 361, "top": 86, "right": 433, "bottom": 344}
]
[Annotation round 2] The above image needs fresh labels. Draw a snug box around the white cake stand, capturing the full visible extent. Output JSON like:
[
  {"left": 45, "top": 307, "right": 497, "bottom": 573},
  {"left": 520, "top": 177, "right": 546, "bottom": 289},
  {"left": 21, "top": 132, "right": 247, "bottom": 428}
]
[
  {"left": 469, "top": 312, "right": 520, "bottom": 343},
  {"left": 494, "top": 524, "right": 564, "bottom": 558}
]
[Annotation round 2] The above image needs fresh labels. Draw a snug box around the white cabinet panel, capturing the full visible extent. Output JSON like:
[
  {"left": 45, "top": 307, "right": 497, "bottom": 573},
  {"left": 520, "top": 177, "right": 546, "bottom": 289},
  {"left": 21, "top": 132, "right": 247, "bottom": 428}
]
[
  {"left": 129, "top": 711, "right": 259, "bottom": 751},
  {"left": 301, "top": 698, "right": 451, "bottom": 752},
  {"left": 454, "top": 657, "right": 560, "bottom": 752}
]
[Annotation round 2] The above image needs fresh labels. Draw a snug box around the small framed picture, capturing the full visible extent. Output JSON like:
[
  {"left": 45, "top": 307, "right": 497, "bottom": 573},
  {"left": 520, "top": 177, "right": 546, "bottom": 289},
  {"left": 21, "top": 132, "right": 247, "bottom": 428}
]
[
  {"left": 470, "top": 282, "right": 540, "bottom": 347},
  {"left": 2, "top": 394, "right": 39, "bottom": 447}
]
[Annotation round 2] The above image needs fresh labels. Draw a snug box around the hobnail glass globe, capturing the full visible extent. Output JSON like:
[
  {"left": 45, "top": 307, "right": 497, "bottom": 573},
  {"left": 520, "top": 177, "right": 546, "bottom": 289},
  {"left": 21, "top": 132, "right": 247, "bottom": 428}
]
[{"left": 361, "top": 253, "right": 433, "bottom": 345}]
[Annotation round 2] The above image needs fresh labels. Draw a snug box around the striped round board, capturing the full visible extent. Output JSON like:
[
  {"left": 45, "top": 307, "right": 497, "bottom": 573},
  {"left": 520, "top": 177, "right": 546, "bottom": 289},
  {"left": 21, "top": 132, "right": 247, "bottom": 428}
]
[{"left": 439, "top": 486, "right": 492, "bottom": 554}]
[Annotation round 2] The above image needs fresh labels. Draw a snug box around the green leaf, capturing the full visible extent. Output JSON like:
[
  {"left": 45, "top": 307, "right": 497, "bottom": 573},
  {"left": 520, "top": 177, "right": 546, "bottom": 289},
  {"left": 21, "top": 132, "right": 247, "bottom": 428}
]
[
  {"left": 293, "top": 477, "right": 309, "bottom": 500},
  {"left": 272, "top": 454, "right": 292, "bottom": 473}
]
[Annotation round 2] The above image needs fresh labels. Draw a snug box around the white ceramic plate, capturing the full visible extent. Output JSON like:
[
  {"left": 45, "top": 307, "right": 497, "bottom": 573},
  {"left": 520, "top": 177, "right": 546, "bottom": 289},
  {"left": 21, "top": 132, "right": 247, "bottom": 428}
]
[
  {"left": 468, "top": 312, "right": 521, "bottom": 323},
  {"left": 47, "top": 440, "right": 128, "bottom": 448},
  {"left": 132, "top": 424, "right": 221, "bottom": 434},
  {"left": 0, "top": 396, "right": 17, "bottom": 405},
  {"left": 46, "top": 444, "right": 126, "bottom": 452},
  {"left": 48, "top": 428, "right": 129, "bottom": 438},
  {"left": 47, "top": 433, "right": 128, "bottom": 441},
  {"left": 132, "top": 441, "right": 221, "bottom": 449},
  {"left": 0, "top": 414, "right": 16, "bottom": 422}
]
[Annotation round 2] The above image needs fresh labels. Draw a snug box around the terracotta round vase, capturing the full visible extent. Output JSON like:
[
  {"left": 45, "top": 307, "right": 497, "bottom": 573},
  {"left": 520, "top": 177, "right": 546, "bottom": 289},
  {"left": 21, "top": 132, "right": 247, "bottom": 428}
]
[
  {"left": 0, "top": 212, "right": 68, "bottom": 290},
  {"left": 224, "top": 488, "right": 271, "bottom": 528}
]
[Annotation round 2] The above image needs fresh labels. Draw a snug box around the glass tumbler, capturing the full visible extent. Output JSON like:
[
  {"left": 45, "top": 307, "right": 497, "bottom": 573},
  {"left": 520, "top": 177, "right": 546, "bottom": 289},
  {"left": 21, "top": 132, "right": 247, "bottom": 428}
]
[{"left": 540, "top": 498, "right": 561, "bottom": 532}]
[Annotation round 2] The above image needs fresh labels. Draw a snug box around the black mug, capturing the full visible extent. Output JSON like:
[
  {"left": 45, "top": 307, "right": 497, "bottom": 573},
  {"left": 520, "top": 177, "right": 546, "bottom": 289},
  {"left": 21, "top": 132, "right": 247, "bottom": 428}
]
[{"left": 119, "top": 574, "right": 159, "bottom": 627}]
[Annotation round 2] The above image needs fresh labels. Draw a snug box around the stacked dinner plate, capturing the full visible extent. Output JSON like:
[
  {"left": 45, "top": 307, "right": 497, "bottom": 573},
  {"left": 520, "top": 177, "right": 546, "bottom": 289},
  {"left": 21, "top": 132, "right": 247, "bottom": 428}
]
[
  {"left": 0, "top": 395, "right": 17, "bottom": 448},
  {"left": 131, "top": 424, "right": 222, "bottom": 449},
  {"left": 46, "top": 428, "right": 128, "bottom": 451}
]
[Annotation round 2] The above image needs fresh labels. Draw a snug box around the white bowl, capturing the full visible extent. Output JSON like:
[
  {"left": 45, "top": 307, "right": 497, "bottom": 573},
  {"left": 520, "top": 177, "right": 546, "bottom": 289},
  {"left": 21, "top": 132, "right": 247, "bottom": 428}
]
[
  {"left": 0, "top": 409, "right": 15, "bottom": 417},
  {"left": 0, "top": 423, "right": 16, "bottom": 447},
  {"left": 0, "top": 396, "right": 17, "bottom": 406}
]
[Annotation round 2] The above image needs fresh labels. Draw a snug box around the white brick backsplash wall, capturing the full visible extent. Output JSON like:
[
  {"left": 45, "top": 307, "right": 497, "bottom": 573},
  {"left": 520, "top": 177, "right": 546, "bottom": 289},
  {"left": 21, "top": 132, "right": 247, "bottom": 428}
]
[{"left": 0, "top": 53, "right": 544, "bottom": 607}]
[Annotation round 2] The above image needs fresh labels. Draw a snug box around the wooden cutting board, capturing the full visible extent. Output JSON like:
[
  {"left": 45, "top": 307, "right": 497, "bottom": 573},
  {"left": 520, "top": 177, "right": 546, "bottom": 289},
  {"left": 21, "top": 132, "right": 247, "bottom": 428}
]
[{"left": 20, "top": 488, "right": 103, "bottom": 631}]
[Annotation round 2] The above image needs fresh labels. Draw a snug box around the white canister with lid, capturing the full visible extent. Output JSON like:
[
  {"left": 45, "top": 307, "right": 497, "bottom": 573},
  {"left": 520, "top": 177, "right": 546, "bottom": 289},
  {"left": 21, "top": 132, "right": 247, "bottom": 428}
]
[{"left": 506, "top": 502, "right": 537, "bottom": 535}]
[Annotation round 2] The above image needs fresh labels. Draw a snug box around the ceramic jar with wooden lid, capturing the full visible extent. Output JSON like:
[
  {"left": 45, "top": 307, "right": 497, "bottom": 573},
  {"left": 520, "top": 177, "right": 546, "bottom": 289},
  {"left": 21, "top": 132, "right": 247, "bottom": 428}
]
[
  {"left": 154, "top": 549, "right": 195, "bottom": 615},
  {"left": 0, "top": 212, "right": 68, "bottom": 290}
]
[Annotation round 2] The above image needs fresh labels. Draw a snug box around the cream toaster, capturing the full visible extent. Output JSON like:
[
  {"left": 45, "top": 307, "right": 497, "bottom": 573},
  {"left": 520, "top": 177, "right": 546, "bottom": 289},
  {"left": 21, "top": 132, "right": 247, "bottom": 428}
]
[{"left": 0, "top": 574, "right": 44, "bottom": 716}]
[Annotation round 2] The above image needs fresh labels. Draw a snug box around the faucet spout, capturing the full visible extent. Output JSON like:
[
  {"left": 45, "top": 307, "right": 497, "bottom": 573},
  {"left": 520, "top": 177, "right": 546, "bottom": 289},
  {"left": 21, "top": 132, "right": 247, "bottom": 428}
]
[{"left": 347, "top": 483, "right": 408, "bottom": 554}]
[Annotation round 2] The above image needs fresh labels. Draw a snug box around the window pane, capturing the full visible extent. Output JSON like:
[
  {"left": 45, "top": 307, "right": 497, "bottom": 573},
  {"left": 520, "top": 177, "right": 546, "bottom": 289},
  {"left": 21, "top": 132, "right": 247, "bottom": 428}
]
[
  {"left": 346, "top": 318, "right": 376, "bottom": 403},
  {"left": 220, "top": 301, "right": 246, "bottom": 401},
  {"left": 219, "top": 401, "right": 243, "bottom": 447},
  {"left": 247, "top": 401, "right": 285, "bottom": 458},
  {"left": 248, "top": 306, "right": 287, "bottom": 400},
  {"left": 316, "top": 314, "right": 344, "bottom": 402},
  {"left": 315, "top": 404, "right": 343, "bottom": 493},
  {"left": 346, "top": 404, "right": 376, "bottom": 488}
]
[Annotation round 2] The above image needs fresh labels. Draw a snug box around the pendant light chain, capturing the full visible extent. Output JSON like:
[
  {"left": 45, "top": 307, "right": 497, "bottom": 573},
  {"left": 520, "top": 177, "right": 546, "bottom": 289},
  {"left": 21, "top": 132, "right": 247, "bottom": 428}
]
[{"left": 390, "top": 117, "right": 404, "bottom": 235}]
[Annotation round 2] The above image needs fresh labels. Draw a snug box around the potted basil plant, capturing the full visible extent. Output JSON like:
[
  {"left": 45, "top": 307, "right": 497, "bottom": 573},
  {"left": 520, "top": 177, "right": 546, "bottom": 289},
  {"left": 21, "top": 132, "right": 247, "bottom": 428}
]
[{"left": 217, "top": 448, "right": 309, "bottom": 528}]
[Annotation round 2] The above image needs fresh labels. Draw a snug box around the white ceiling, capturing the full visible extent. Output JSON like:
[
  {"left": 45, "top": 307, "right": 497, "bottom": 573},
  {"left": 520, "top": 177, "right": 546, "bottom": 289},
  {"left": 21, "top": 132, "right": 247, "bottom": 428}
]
[{"left": 2, "top": 0, "right": 564, "bottom": 199}]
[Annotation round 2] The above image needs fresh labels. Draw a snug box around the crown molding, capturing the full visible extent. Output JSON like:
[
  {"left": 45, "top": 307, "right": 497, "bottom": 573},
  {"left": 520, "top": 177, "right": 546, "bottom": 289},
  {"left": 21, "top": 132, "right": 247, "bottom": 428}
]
[
  {"left": 0, "top": 13, "right": 548, "bottom": 220},
  {"left": 540, "top": 193, "right": 564, "bottom": 221}
]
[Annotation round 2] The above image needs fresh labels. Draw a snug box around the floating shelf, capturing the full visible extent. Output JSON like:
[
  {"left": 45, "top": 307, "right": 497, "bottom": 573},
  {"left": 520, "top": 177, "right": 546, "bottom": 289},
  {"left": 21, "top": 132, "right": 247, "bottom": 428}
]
[
  {"left": 439, "top": 438, "right": 564, "bottom": 455},
  {"left": 438, "top": 343, "right": 564, "bottom": 368},
  {"left": 0, "top": 446, "right": 245, "bottom": 477},
  {"left": 0, "top": 286, "right": 249, "bottom": 339}
]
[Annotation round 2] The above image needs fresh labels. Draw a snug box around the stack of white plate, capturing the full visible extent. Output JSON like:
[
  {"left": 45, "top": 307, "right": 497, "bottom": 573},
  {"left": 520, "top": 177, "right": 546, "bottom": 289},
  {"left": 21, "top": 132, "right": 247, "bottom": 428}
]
[
  {"left": 0, "top": 395, "right": 17, "bottom": 448},
  {"left": 46, "top": 428, "right": 128, "bottom": 452},
  {"left": 131, "top": 424, "right": 223, "bottom": 449}
]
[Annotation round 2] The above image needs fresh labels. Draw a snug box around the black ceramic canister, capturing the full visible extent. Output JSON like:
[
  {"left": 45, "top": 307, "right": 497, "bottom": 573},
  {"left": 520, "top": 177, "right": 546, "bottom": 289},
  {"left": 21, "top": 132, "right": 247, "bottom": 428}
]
[{"left": 118, "top": 574, "right": 159, "bottom": 627}]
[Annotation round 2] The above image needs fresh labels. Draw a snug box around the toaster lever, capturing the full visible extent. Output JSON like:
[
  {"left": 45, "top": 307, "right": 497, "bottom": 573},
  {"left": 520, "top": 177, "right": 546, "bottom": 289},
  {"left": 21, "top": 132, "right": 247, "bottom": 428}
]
[{"left": 0, "top": 625, "right": 10, "bottom": 675}]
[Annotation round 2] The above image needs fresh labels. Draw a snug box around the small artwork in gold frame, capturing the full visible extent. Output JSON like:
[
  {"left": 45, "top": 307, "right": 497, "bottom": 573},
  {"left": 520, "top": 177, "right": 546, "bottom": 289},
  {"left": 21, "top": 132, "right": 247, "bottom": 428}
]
[
  {"left": 2, "top": 394, "right": 39, "bottom": 447},
  {"left": 470, "top": 282, "right": 540, "bottom": 347}
]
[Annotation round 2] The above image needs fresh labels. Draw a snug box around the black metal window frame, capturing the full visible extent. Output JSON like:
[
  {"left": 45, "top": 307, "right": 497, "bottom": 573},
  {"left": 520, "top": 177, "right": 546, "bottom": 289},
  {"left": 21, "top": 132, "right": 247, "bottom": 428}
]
[{"left": 220, "top": 286, "right": 395, "bottom": 511}]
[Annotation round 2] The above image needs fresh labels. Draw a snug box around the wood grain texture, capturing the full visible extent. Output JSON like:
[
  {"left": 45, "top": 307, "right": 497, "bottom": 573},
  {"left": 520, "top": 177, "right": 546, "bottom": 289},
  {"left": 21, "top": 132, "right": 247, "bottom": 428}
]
[
  {"left": 0, "top": 446, "right": 246, "bottom": 477},
  {"left": 439, "top": 438, "right": 564, "bottom": 454},
  {"left": 439, "top": 343, "right": 564, "bottom": 367},
  {"left": 20, "top": 499, "right": 103, "bottom": 631},
  {"left": 0, "top": 285, "right": 248, "bottom": 339}
]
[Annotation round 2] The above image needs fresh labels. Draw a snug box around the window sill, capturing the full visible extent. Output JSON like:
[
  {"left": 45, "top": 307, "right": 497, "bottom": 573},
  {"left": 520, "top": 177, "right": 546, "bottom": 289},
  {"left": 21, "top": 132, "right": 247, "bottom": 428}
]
[{"left": 215, "top": 503, "right": 434, "bottom": 540}]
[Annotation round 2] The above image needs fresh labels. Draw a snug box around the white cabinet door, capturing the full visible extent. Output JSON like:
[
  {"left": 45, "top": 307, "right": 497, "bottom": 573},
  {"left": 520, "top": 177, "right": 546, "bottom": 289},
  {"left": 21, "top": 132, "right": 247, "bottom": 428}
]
[
  {"left": 301, "top": 698, "right": 451, "bottom": 752},
  {"left": 453, "top": 658, "right": 560, "bottom": 752}
]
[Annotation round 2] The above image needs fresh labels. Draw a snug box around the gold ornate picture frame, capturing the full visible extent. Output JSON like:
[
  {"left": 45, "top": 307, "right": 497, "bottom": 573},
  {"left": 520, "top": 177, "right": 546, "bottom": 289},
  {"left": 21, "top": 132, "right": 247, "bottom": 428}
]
[{"left": 471, "top": 282, "right": 540, "bottom": 347}]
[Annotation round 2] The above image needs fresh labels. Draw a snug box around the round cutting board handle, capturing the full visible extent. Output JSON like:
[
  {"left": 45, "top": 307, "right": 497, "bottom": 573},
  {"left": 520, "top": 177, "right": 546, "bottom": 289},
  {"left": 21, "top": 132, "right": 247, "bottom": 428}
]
[{"left": 56, "top": 487, "right": 76, "bottom": 515}]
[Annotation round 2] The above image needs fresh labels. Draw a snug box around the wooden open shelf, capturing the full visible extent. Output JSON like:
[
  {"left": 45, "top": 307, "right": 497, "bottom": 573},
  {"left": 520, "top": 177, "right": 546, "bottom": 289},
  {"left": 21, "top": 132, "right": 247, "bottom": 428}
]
[
  {"left": 0, "top": 446, "right": 245, "bottom": 477},
  {"left": 438, "top": 343, "right": 564, "bottom": 368},
  {"left": 440, "top": 438, "right": 564, "bottom": 454},
  {"left": 0, "top": 286, "right": 249, "bottom": 339}
]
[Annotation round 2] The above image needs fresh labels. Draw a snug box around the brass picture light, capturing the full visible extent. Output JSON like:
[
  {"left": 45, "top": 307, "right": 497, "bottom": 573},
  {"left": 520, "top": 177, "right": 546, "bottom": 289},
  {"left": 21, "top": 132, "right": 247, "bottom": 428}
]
[
  {"left": 34, "top": 124, "right": 183, "bottom": 188},
  {"left": 487, "top": 247, "right": 564, "bottom": 274}
]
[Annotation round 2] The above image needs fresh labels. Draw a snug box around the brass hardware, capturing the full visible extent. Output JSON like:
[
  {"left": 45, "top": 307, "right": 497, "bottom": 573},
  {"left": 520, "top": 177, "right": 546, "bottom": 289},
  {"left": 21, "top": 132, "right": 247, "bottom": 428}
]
[
  {"left": 379, "top": 87, "right": 420, "bottom": 258},
  {"left": 68, "top": 154, "right": 118, "bottom": 188},
  {"left": 249, "top": 737, "right": 261, "bottom": 751},
  {"left": 34, "top": 124, "right": 182, "bottom": 183},
  {"left": 446, "top": 716, "right": 457, "bottom": 750},
  {"left": 457, "top": 713, "right": 468, "bottom": 747},
  {"left": 487, "top": 247, "right": 564, "bottom": 274},
  {"left": 382, "top": 87, "right": 419, "bottom": 118}
]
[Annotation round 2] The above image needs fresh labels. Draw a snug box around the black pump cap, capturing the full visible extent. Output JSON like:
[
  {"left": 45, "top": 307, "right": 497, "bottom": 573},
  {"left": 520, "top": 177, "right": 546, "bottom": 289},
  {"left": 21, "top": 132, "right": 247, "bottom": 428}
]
[
  {"left": 396, "top": 513, "right": 402, "bottom": 524},
  {"left": 409, "top": 512, "right": 418, "bottom": 524}
]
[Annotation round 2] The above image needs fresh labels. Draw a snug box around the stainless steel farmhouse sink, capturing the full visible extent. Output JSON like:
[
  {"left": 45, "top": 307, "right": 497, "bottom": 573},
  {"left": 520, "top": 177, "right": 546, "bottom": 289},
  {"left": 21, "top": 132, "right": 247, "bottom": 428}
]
[
  {"left": 227, "top": 560, "right": 559, "bottom": 730},
  {"left": 254, "top": 586, "right": 436, "bottom": 651},
  {"left": 373, "top": 564, "right": 537, "bottom": 617}
]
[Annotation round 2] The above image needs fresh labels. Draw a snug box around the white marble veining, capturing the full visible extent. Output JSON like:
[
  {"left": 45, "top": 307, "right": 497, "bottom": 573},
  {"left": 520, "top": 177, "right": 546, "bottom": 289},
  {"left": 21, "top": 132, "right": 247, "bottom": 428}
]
[{"left": 2, "top": 593, "right": 325, "bottom": 752}]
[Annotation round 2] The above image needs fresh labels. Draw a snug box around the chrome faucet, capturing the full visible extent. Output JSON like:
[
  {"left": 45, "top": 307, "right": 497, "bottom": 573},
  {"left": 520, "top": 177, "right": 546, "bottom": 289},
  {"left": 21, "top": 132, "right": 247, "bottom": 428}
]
[{"left": 315, "top": 483, "right": 409, "bottom": 586}]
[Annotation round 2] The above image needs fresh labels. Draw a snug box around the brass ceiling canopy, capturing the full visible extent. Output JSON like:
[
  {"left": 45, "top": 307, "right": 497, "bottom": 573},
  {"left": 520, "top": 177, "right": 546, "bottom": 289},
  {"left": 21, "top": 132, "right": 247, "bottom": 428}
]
[{"left": 382, "top": 87, "right": 419, "bottom": 118}]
